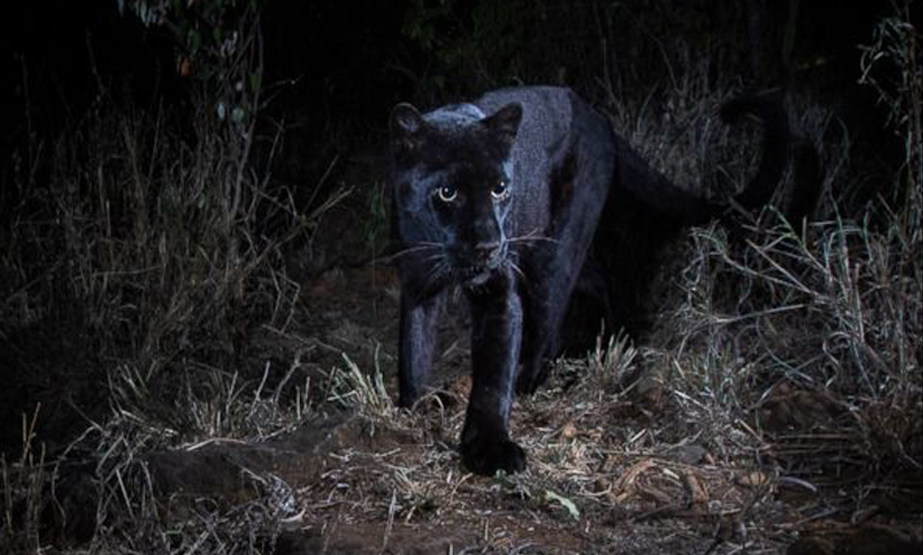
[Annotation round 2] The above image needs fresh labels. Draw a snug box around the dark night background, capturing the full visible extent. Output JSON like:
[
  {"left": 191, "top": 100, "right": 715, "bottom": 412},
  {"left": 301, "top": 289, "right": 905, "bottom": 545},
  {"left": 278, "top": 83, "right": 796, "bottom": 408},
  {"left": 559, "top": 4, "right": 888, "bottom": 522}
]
[
  {"left": 1, "top": 1, "right": 921, "bottom": 552},
  {"left": 1, "top": 0, "right": 907, "bottom": 191}
]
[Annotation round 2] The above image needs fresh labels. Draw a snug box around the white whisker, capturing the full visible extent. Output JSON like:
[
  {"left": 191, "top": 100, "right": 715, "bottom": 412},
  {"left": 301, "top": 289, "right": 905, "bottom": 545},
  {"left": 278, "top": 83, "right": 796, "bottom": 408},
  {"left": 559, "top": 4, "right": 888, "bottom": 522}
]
[{"left": 506, "top": 229, "right": 561, "bottom": 246}]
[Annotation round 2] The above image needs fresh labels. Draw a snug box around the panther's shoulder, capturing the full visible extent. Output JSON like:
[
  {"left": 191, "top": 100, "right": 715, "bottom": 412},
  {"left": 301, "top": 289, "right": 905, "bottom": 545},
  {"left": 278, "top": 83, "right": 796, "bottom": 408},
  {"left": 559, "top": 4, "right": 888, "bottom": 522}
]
[{"left": 475, "top": 86, "right": 576, "bottom": 135}]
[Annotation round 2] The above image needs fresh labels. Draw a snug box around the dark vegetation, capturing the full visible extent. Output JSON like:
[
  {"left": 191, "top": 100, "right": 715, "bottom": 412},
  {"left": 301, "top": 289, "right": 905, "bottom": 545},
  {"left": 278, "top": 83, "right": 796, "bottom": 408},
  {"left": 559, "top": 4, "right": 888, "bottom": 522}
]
[{"left": 1, "top": 0, "right": 920, "bottom": 553}]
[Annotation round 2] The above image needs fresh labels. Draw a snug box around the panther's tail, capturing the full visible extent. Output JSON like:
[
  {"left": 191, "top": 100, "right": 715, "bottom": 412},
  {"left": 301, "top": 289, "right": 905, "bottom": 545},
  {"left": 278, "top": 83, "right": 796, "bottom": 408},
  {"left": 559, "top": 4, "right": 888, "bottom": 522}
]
[
  {"left": 614, "top": 90, "right": 820, "bottom": 225},
  {"left": 719, "top": 90, "right": 790, "bottom": 213},
  {"left": 719, "top": 90, "right": 821, "bottom": 223}
]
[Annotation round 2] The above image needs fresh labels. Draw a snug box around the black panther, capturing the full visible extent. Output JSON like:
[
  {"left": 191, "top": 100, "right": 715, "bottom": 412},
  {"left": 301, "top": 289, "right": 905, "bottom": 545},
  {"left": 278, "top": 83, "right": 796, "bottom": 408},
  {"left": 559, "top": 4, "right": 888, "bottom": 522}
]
[{"left": 388, "top": 86, "right": 816, "bottom": 475}]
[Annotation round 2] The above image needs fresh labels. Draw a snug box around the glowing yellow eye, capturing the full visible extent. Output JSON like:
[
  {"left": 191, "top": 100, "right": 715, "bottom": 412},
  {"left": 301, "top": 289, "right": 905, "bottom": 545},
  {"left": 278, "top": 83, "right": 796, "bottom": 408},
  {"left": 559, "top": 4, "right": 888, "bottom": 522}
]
[
  {"left": 436, "top": 185, "right": 457, "bottom": 203},
  {"left": 491, "top": 179, "right": 509, "bottom": 199}
]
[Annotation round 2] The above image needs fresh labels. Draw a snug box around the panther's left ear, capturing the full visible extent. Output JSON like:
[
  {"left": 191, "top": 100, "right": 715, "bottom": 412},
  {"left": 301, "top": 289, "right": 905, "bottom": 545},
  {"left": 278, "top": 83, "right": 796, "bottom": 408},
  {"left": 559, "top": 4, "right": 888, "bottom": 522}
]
[
  {"left": 483, "top": 103, "right": 522, "bottom": 144},
  {"left": 390, "top": 103, "right": 427, "bottom": 152}
]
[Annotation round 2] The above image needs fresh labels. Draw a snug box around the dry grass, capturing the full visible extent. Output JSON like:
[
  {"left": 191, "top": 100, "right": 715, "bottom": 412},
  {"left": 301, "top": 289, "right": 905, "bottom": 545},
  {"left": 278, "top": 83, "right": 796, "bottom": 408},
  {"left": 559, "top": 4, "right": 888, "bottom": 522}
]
[
  {"left": 0, "top": 5, "right": 325, "bottom": 552},
  {"left": 1, "top": 407, "right": 48, "bottom": 553},
  {"left": 657, "top": 214, "right": 921, "bottom": 498}
]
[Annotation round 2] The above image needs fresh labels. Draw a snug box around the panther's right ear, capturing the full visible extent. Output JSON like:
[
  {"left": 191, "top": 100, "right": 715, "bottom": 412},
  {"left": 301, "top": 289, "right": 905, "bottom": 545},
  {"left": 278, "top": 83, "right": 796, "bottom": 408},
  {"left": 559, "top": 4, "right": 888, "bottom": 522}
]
[
  {"left": 390, "top": 103, "right": 427, "bottom": 151},
  {"left": 483, "top": 103, "right": 522, "bottom": 144}
]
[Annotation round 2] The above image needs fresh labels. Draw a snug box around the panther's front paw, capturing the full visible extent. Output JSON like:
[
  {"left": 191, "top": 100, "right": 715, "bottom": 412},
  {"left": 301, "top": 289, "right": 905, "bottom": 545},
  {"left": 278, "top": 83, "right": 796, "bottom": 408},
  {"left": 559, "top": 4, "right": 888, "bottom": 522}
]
[{"left": 460, "top": 433, "right": 526, "bottom": 475}]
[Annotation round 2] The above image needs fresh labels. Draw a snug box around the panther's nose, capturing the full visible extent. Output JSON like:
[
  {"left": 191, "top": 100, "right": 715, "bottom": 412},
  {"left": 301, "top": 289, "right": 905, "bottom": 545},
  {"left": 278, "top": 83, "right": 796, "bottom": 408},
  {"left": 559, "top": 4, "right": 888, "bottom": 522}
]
[{"left": 473, "top": 241, "right": 502, "bottom": 266}]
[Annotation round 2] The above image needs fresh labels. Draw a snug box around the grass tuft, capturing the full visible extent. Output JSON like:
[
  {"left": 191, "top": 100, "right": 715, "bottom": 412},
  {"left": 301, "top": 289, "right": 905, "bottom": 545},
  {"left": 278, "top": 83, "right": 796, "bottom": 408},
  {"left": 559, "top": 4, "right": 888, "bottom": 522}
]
[{"left": 325, "top": 350, "right": 394, "bottom": 416}]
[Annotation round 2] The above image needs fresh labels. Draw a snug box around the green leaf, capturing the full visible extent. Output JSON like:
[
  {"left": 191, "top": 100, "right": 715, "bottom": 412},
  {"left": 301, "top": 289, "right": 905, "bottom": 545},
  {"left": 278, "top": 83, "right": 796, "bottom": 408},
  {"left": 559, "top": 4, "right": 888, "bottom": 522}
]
[{"left": 544, "top": 490, "right": 580, "bottom": 521}]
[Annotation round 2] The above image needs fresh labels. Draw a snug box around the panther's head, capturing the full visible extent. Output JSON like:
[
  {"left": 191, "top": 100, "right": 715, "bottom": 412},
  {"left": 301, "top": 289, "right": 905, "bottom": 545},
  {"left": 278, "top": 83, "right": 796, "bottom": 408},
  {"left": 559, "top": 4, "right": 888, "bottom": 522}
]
[{"left": 389, "top": 101, "right": 523, "bottom": 293}]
